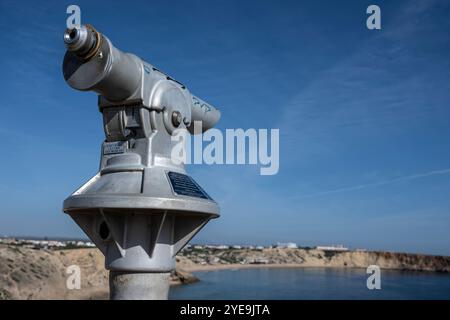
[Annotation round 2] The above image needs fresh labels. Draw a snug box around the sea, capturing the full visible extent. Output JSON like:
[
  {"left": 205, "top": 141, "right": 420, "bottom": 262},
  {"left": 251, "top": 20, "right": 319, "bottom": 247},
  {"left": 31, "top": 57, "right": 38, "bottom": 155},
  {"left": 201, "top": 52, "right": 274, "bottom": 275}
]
[{"left": 169, "top": 267, "right": 450, "bottom": 300}]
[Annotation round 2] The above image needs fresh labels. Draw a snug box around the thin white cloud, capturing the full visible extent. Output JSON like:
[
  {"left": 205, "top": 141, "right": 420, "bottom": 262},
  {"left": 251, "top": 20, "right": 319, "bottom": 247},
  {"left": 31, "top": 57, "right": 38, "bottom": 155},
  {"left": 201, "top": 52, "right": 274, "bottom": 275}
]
[
  {"left": 293, "top": 168, "right": 450, "bottom": 199},
  {"left": 277, "top": 0, "right": 450, "bottom": 163}
]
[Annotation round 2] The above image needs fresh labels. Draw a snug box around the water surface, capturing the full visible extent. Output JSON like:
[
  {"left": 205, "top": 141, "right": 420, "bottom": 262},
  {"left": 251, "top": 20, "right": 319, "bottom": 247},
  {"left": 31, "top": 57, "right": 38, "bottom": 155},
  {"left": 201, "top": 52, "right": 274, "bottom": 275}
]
[{"left": 169, "top": 267, "right": 450, "bottom": 299}]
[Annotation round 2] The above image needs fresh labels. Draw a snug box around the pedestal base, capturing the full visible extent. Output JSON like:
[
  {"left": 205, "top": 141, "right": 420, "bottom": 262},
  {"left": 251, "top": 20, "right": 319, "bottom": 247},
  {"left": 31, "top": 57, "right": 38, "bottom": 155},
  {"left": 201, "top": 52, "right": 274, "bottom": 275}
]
[{"left": 109, "top": 271, "right": 170, "bottom": 300}]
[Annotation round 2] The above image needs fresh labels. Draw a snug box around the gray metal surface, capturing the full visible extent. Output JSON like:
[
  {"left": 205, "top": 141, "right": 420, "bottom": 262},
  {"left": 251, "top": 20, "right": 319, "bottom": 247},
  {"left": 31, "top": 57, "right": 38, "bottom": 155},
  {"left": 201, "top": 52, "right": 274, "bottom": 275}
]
[
  {"left": 62, "top": 24, "right": 222, "bottom": 299},
  {"left": 109, "top": 272, "right": 170, "bottom": 300}
]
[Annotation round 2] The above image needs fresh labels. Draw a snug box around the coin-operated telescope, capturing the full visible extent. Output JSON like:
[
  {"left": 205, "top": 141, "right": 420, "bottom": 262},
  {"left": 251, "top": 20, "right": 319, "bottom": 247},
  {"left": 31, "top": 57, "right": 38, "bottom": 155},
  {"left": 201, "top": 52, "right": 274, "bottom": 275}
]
[{"left": 62, "top": 24, "right": 220, "bottom": 300}]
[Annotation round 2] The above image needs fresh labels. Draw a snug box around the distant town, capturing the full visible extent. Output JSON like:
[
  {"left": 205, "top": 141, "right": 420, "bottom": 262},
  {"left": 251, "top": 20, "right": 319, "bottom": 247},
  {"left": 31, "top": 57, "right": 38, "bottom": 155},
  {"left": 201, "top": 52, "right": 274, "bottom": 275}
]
[
  {"left": 0, "top": 236, "right": 355, "bottom": 252},
  {"left": 185, "top": 243, "right": 351, "bottom": 251},
  {"left": 0, "top": 236, "right": 96, "bottom": 250},
  {"left": 1, "top": 236, "right": 448, "bottom": 275}
]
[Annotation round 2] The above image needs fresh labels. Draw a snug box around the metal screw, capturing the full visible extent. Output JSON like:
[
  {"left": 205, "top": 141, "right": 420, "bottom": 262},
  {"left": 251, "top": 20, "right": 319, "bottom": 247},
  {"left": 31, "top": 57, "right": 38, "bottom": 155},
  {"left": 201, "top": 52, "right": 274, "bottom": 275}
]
[{"left": 171, "top": 111, "right": 182, "bottom": 127}]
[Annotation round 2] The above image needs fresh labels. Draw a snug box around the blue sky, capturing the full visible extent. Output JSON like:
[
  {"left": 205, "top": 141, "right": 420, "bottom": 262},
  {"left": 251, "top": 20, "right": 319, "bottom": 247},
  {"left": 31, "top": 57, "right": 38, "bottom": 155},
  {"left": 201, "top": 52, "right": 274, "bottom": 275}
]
[{"left": 1, "top": 0, "right": 450, "bottom": 255}]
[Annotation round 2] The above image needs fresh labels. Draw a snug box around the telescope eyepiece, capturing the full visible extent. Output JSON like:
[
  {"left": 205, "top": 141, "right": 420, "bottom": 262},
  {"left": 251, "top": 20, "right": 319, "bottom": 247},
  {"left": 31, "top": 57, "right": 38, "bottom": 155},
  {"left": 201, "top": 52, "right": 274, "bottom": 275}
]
[
  {"left": 63, "top": 25, "right": 100, "bottom": 59},
  {"left": 64, "top": 28, "right": 79, "bottom": 44}
]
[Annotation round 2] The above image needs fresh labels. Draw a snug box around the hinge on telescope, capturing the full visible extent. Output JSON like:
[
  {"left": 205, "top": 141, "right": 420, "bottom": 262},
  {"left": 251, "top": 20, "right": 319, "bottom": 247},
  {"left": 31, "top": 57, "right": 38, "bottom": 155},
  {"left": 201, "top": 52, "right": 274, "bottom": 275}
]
[{"left": 103, "top": 107, "right": 142, "bottom": 141}]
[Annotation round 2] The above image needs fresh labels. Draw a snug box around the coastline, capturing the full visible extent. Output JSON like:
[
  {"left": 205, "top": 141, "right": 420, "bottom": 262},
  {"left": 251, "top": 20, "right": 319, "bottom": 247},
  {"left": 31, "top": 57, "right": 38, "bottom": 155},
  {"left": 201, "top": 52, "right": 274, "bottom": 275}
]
[
  {"left": 183, "top": 263, "right": 311, "bottom": 272},
  {"left": 181, "top": 263, "right": 450, "bottom": 273},
  {"left": 1, "top": 244, "right": 449, "bottom": 299},
  {"left": 177, "top": 248, "right": 450, "bottom": 274}
]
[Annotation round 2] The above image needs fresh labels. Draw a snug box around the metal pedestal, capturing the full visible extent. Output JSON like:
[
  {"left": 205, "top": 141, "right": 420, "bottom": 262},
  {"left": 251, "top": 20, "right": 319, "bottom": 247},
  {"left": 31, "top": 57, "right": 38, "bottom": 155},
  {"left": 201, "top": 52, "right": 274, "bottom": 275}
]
[{"left": 109, "top": 271, "right": 170, "bottom": 300}]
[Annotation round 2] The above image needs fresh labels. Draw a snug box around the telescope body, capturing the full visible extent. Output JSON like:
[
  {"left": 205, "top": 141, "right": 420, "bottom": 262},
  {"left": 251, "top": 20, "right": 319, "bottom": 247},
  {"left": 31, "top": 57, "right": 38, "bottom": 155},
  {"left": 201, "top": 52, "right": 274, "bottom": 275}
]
[
  {"left": 62, "top": 25, "right": 220, "bottom": 278},
  {"left": 63, "top": 25, "right": 220, "bottom": 133}
]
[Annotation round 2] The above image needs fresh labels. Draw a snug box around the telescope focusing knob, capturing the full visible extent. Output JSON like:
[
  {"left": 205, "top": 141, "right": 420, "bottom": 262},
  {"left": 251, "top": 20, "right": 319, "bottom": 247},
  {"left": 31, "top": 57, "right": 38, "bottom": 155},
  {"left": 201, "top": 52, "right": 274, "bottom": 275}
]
[{"left": 171, "top": 111, "right": 182, "bottom": 127}]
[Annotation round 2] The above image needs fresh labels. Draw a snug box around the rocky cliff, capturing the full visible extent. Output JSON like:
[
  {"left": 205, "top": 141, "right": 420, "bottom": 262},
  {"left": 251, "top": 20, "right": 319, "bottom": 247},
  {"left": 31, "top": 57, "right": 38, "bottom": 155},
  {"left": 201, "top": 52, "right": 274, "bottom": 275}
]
[
  {"left": 177, "top": 247, "right": 450, "bottom": 272},
  {"left": 0, "top": 245, "right": 195, "bottom": 300},
  {"left": 1, "top": 244, "right": 448, "bottom": 299}
]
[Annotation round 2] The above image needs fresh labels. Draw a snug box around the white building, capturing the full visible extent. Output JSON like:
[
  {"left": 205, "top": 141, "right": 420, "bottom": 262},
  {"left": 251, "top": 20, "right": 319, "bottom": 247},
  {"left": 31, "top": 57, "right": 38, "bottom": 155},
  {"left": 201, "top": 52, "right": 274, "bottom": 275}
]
[
  {"left": 205, "top": 244, "right": 229, "bottom": 250},
  {"left": 316, "top": 245, "right": 349, "bottom": 252},
  {"left": 276, "top": 242, "right": 298, "bottom": 249}
]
